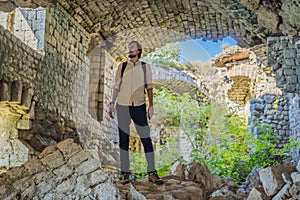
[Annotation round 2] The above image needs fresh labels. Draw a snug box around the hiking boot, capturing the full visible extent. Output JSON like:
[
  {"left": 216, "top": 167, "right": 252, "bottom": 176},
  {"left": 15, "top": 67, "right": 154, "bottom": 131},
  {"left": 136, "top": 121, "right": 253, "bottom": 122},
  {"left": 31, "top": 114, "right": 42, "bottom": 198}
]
[
  {"left": 120, "top": 172, "right": 131, "bottom": 185},
  {"left": 148, "top": 171, "right": 164, "bottom": 185}
]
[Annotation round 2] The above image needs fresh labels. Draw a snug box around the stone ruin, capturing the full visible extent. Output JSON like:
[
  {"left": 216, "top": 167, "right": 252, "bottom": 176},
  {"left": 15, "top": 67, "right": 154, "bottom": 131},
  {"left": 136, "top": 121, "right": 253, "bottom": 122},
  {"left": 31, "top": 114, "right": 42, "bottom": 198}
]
[
  {"left": 0, "top": 0, "right": 300, "bottom": 199},
  {"left": 1, "top": 139, "right": 300, "bottom": 199}
]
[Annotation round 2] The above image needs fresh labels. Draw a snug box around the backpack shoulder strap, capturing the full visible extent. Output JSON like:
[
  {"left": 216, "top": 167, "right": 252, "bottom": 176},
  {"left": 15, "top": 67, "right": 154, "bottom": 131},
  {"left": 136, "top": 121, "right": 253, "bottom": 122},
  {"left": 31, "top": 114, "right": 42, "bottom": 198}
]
[
  {"left": 118, "top": 62, "right": 127, "bottom": 91},
  {"left": 121, "top": 61, "right": 127, "bottom": 78},
  {"left": 141, "top": 61, "right": 147, "bottom": 89}
]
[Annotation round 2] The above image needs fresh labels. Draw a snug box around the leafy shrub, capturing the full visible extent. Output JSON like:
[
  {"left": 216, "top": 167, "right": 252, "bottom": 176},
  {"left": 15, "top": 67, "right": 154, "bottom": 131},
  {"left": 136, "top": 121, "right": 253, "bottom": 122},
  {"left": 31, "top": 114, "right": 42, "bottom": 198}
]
[
  {"left": 142, "top": 87, "right": 300, "bottom": 183},
  {"left": 192, "top": 118, "right": 300, "bottom": 184}
]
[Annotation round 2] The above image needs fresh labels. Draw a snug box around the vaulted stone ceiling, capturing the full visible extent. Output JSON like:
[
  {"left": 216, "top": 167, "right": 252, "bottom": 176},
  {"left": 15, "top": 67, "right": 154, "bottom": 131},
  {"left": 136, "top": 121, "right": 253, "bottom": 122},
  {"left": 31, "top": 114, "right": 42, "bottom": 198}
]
[{"left": 1, "top": 0, "right": 299, "bottom": 61}]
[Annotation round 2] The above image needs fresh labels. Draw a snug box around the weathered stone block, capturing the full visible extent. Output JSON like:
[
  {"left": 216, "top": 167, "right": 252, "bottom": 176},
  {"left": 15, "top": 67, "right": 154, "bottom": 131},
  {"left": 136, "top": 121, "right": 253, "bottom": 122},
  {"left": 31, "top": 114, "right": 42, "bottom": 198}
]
[
  {"left": 53, "top": 164, "right": 73, "bottom": 182},
  {"left": 291, "top": 172, "right": 300, "bottom": 183},
  {"left": 259, "top": 166, "right": 285, "bottom": 196},
  {"left": 257, "top": 7, "right": 279, "bottom": 33},
  {"left": 186, "top": 161, "right": 220, "bottom": 193},
  {"left": 209, "top": 189, "right": 239, "bottom": 200},
  {"left": 284, "top": 49, "right": 296, "bottom": 58},
  {"left": 68, "top": 150, "right": 90, "bottom": 167},
  {"left": 90, "top": 169, "right": 108, "bottom": 186},
  {"left": 127, "top": 185, "right": 147, "bottom": 200},
  {"left": 247, "top": 187, "right": 270, "bottom": 200},
  {"left": 0, "top": 81, "right": 10, "bottom": 101},
  {"left": 169, "top": 161, "right": 185, "bottom": 179},
  {"left": 272, "top": 183, "right": 291, "bottom": 200},
  {"left": 37, "top": 180, "right": 53, "bottom": 195},
  {"left": 8, "top": 166, "right": 26, "bottom": 181},
  {"left": 76, "top": 158, "right": 100, "bottom": 175},
  {"left": 289, "top": 182, "right": 300, "bottom": 199},
  {"left": 16, "top": 119, "right": 32, "bottom": 130},
  {"left": 286, "top": 75, "right": 298, "bottom": 84},
  {"left": 21, "top": 184, "right": 36, "bottom": 199},
  {"left": 284, "top": 69, "right": 296, "bottom": 76},
  {"left": 296, "top": 160, "right": 300, "bottom": 172},
  {"left": 40, "top": 150, "right": 65, "bottom": 169},
  {"left": 12, "top": 176, "right": 31, "bottom": 193},
  {"left": 56, "top": 177, "right": 74, "bottom": 194},
  {"left": 240, "top": 0, "right": 260, "bottom": 10},
  {"left": 57, "top": 138, "right": 82, "bottom": 159},
  {"left": 23, "top": 157, "right": 45, "bottom": 176}
]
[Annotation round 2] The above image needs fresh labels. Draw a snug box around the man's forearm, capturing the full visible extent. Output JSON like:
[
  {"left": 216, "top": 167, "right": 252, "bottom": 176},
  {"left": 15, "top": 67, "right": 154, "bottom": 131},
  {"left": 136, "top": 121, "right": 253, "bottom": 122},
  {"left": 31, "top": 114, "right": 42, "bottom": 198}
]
[
  {"left": 111, "top": 89, "right": 119, "bottom": 104},
  {"left": 147, "top": 88, "right": 153, "bottom": 106}
]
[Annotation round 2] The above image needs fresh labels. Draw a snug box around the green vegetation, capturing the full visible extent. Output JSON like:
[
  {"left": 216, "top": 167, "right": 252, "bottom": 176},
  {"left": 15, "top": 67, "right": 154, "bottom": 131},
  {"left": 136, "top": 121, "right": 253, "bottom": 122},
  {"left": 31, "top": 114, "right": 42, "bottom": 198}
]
[
  {"left": 132, "top": 43, "right": 300, "bottom": 183},
  {"left": 130, "top": 87, "right": 300, "bottom": 184}
]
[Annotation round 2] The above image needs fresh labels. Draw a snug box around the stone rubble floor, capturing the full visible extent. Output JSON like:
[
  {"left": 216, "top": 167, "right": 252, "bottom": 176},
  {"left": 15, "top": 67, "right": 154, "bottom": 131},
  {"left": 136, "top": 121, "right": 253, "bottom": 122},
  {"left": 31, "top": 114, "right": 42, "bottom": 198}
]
[{"left": 114, "top": 175, "right": 206, "bottom": 200}]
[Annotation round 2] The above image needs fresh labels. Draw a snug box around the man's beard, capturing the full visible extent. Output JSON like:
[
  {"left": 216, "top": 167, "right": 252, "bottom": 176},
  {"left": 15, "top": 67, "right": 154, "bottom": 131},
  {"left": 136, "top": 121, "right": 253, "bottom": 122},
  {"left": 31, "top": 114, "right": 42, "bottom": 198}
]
[{"left": 129, "top": 54, "right": 137, "bottom": 58}]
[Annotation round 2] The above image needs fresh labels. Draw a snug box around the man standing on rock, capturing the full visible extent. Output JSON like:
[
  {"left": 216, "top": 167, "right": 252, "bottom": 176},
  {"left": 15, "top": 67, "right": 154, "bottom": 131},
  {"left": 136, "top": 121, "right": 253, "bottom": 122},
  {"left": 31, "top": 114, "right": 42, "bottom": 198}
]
[{"left": 109, "top": 41, "right": 163, "bottom": 185}]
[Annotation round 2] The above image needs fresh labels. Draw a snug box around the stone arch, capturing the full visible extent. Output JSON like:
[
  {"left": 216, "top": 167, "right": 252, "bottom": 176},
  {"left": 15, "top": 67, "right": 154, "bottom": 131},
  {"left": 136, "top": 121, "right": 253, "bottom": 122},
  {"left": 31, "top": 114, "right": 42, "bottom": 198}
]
[
  {"left": 226, "top": 64, "right": 259, "bottom": 105},
  {"left": 151, "top": 64, "right": 200, "bottom": 95}
]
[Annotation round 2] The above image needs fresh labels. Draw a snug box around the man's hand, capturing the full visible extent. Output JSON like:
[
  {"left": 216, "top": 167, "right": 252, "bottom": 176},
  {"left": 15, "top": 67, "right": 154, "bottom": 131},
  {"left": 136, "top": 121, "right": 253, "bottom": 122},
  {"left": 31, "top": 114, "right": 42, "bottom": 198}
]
[
  {"left": 148, "top": 105, "right": 154, "bottom": 120},
  {"left": 109, "top": 104, "right": 115, "bottom": 119}
]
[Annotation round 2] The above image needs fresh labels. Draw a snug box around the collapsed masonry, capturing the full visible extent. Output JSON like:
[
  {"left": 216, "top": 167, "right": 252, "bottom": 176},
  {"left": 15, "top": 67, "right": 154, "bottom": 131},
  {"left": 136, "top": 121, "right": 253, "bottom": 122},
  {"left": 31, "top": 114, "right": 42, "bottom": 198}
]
[
  {"left": 1, "top": 139, "right": 300, "bottom": 200},
  {"left": 0, "top": 2, "right": 300, "bottom": 199}
]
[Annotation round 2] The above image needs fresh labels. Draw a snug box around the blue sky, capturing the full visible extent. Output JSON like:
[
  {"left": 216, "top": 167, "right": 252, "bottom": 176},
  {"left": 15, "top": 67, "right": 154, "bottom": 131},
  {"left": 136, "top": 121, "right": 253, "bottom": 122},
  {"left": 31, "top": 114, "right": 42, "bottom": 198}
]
[{"left": 180, "top": 36, "right": 237, "bottom": 63}]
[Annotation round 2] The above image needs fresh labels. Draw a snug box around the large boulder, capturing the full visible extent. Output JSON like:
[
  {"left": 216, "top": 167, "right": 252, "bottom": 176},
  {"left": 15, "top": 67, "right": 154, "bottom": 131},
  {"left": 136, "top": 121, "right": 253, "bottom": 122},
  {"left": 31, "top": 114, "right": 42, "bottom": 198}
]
[
  {"left": 185, "top": 161, "right": 221, "bottom": 193},
  {"left": 259, "top": 162, "right": 295, "bottom": 196}
]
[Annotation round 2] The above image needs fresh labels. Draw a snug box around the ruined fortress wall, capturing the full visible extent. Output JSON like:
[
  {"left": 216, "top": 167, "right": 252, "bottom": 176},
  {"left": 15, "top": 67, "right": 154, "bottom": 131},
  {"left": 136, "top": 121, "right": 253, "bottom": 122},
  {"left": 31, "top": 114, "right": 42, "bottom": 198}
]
[
  {"left": 42, "top": 6, "right": 90, "bottom": 120},
  {"left": 0, "top": 5, "right": 119, "bottom": 168},
  {"left": 249, "top": 94, "right": 290, "bottom": 147},
  {"left": 40, "top": 6, "right": 119, "bottom": 166},
  {"left": 267, "top": 36, "right": 300, "bottom": 143},
  {"left": 250, "top": 92, "right": 300, "bottom": 147},
  {"left": 0, "top": 10, "right": 44, "bottom": 168},
  {"left": 0, "top": 25, "right": 43, "bottom": 96},
  {"left": 267, "top": 36, "right": 300, "bottom": 93}
]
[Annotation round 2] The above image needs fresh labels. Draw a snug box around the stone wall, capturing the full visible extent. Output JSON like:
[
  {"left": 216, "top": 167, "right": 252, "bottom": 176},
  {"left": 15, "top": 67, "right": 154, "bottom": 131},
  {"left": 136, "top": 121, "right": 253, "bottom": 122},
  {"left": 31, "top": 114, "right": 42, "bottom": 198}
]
[
  {"left": 0, "top": 139, "right": 119, "bottom": 199},
  {"left": 288, "top": 93, "right": 300, "bottom": 143},
  {"left": 41, "top": 6, "right": 119, "bottom": 167},
  {"left": 42, "top": 6, "right": 90, "bottom": 119},
  {"left": 0, "top": 102, "right": 29, "bottom": 168},
  {"left": 266, "top": 36, "right": 300, "bottom": 144},
  {"left": 0, "top": 23, "right": 43, "bottom": 90},
  {"left": 0, "top": 13, "right": 43, "bottom": 168},
  {"left": 0, "top": 8, "right": 46, "bottom": 50},
  {"left": 249, "top": 94, "right": 290, "bottom": 147},
  {"left": 100, "top": 47, "right": 119, "bottom": 143},
  {"left": 189, "top": 45, "right": 281, "bottom": 115},
  {"left": 16, "top": 8, "right": 46, "bottom": 50},
  {"left": 267, "top": 36, "right": 300, "bottom": 93},
  {"left": 88, "top": 46, "right": 102, "bottom": 121},
  {"left": 0, "top": 5, "right": 119, "bottom": 169},
  {"left": 0, "top": 11, "right": 8, "bottom": 28}
]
